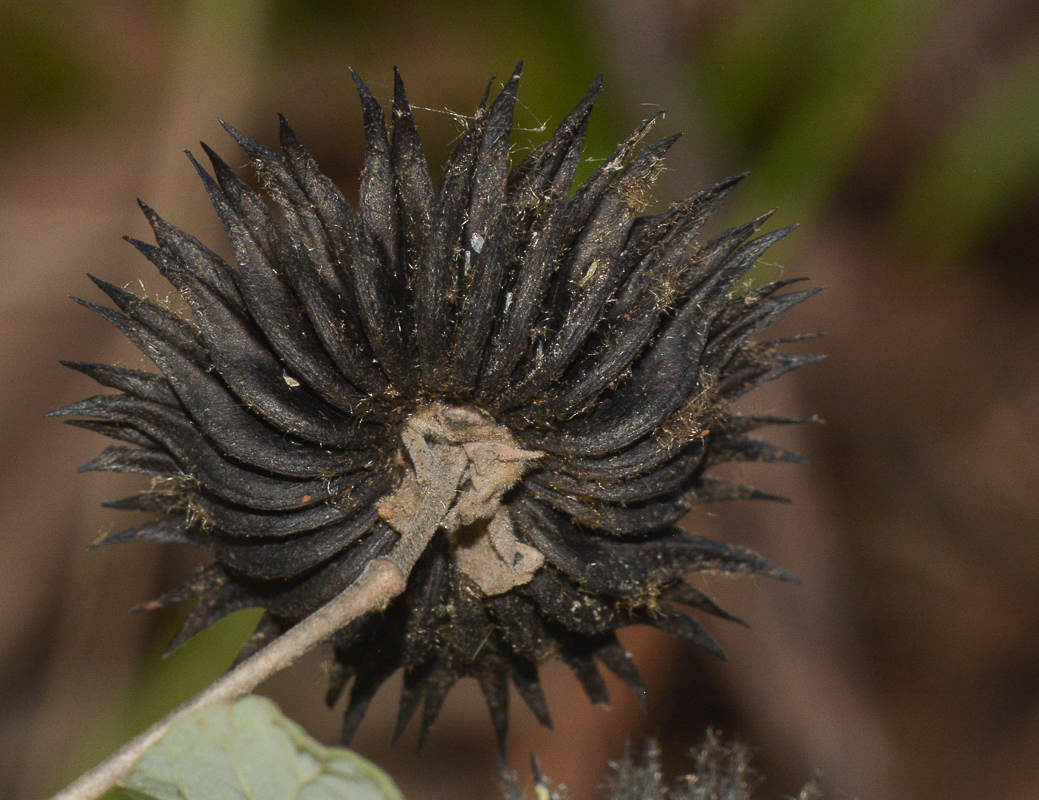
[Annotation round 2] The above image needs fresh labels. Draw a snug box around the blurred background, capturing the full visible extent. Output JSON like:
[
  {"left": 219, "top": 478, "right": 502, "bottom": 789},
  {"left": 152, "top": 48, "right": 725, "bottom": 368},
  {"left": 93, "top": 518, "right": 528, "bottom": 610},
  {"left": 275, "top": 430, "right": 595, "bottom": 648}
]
[{"left": 3, "top": 0, "right": 1039, "bottom": 798}]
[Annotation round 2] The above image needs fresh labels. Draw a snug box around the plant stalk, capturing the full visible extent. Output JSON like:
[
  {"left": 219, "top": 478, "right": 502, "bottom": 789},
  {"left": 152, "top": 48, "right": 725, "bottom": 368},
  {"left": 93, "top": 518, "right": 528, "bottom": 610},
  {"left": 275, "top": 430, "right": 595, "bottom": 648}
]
[
  {"left": 49, "top": 558, "right": 407, "bottom": 800},
  {"left": 50, "top": 403, "right": 536, "bottom": 800}
]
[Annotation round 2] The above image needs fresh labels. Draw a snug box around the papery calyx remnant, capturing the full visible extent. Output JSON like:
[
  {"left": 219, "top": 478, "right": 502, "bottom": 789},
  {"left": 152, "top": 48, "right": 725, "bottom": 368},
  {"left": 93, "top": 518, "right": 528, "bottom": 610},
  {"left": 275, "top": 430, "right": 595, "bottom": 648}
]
[
  {"left": 53, "top": 62, "right": 821, "bottom": 752},
  {"left": 377, "top": 402, "right": 545, "bottom": 596}
]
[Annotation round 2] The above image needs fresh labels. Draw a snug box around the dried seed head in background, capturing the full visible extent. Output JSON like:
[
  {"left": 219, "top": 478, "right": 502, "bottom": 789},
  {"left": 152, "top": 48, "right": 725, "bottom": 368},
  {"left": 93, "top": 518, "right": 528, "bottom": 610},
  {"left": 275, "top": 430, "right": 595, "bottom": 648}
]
[
  {"left": 504, "top": 735, "right": 822, "bottom": 800},
  {"left": 52, "top": 63, "right": 821, "bottom": 751}
]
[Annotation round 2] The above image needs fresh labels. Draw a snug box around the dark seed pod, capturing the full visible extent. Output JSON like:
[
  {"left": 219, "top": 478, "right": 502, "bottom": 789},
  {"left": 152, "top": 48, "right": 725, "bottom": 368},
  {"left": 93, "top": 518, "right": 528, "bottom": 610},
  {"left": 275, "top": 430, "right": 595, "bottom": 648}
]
[{"left": 54, "top": 63, "right": 821, "bottom": 753}]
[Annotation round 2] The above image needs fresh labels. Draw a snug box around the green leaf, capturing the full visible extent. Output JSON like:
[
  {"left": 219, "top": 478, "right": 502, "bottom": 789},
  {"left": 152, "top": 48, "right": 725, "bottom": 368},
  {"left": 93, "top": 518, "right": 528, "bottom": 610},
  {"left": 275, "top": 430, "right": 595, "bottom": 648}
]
[{"left": 120, "top": 695, "right": 404, "bottom": 800}]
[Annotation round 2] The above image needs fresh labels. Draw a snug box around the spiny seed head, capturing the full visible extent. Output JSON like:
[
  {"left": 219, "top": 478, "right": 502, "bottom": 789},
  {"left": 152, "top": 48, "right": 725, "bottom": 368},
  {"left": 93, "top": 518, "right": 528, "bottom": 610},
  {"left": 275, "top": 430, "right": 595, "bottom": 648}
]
[{"left": 53, "top": 63, "right": 821, "bottom": 753}]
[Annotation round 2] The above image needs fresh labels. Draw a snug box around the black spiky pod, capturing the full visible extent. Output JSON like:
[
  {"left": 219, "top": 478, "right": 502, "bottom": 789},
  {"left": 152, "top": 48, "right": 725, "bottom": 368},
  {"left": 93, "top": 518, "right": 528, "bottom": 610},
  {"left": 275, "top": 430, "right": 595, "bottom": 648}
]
[{"left": 53, "top": 64, "right": 821, "bottom": 752}]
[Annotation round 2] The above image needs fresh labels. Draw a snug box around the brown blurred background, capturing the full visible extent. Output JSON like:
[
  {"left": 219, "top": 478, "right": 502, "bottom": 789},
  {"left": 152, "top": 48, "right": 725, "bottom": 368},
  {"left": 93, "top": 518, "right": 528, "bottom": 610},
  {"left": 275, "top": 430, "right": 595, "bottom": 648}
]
[{"left": 4, "top": 0, "right": 1039, "bottom": 798}]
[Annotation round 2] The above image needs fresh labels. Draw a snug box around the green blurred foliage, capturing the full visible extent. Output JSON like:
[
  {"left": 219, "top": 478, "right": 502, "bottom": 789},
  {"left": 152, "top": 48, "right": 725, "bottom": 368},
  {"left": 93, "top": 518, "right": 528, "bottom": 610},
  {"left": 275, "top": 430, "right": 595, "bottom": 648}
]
[
  {"left": 0, "top": 4, "right": 104, "bottom": 128},
  {"left": 695, "top": 0, "right": 947, "bottom": 255},
  {"left": 894, "top": 41, "right": 1039, "bottom": 267}
]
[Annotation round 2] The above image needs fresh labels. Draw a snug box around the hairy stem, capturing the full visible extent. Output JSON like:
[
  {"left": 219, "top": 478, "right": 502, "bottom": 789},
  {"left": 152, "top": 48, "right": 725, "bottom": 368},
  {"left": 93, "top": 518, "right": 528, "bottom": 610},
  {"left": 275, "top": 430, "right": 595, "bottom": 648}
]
[{"left": 49, "top": 558, "right": 407, "bottom": 800}]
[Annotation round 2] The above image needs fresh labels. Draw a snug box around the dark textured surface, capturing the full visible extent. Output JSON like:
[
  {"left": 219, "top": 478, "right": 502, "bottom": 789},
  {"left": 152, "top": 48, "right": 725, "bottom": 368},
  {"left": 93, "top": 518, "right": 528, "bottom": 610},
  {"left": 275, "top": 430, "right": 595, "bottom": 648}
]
[
  {"left": 7, "top": 3, "right": 1039, "bottom": 799},
  {"left": 53, "top": 67, "right": 817, "bottom": 752}
]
